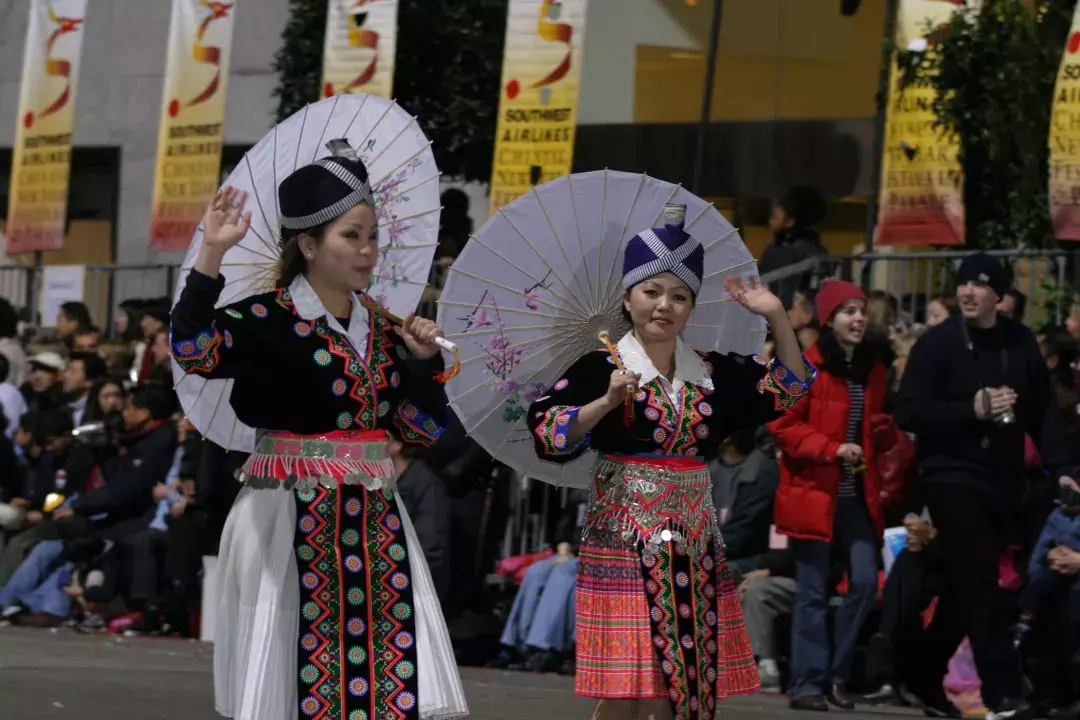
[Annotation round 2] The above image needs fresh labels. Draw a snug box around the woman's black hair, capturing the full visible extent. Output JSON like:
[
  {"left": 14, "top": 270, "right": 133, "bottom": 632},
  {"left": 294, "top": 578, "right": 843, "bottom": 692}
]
[
  {"left": 1044, "top": 331, "right": 1079, "bottom": 387},
  {"left": 60, "top": 301, "right": 93, "bottom": 328},
  {"left": 275, "top": 223, "right": 328, "bottom": 288},
  {"left": 0, "top": 297, "right": 18, "bottom": 339},
  {"left": 83, "top": 377, "right": 126, "bottom": 425},
  {"left": 816, "top": 324, "right": 879, "bottom": 385}
]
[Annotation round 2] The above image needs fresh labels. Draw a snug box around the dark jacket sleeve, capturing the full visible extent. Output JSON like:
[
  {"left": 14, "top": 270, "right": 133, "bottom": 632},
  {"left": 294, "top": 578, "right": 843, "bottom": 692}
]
[
  {"left": 722, "top": 454, "right": 779, "bottom": 561},
  {"left": 395, "top": 460, "right": 450, "bottom": 604},
  {"left": 527, "top": 353, "right": 604, "bottom": 464},
  {"left": 757, "top": 548, "right": 796, "bottom": 579},
  {"left": 710, "top": 351, "right": 815, "bottom": 442},
  {"left": 1024, "top": 330, "right": 1054, "bottom": 453},
  {"left": 894, "top": 330, "right": 978, "bottom": 435},
  {"left": 70, "top": 427, "right": 178, "bottom": 516},
  {"left": 170, "top": 269, "right": 261, "bottom": 378},
  {"left": 179, "top": 431, "right": 203, "bottom": 481}
]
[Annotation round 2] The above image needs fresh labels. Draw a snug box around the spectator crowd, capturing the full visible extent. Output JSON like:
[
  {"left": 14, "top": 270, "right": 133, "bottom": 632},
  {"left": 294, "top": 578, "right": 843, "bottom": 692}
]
[{"left": 4, "top": 213, "right": 1080, "bottom": 719}]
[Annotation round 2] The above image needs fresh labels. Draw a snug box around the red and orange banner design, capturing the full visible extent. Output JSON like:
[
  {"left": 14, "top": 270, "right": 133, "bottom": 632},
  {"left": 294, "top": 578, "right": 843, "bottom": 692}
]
[
  {"left": 150, "top": 0, "right": 238, "bottom": 252},
  {"left": 876, "top": 0, "right": 979, "bottom": 247},
  {"left": 1049, "top": 4, "right": 1080, "bottom": 240},
  {"left": 489, "top": 0, "right": 589, "bottom": 214},
  {"left": 5, "top": 0, "right": 89, "bottom": 255},
  {"left": 321, "top": 0, "right": 400, "bottom": 100}
]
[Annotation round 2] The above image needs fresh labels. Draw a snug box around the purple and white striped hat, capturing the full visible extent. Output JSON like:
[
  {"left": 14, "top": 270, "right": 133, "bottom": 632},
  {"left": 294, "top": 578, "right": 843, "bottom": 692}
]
[{"left": 621, "top": 204, "right": 704, "bottom": 295}]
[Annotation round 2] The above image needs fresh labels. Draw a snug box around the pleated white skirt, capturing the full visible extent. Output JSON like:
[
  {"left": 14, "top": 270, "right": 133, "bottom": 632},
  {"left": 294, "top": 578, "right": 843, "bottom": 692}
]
[{"left": 213, "top": 485, "right": 469, "bottom": 720}]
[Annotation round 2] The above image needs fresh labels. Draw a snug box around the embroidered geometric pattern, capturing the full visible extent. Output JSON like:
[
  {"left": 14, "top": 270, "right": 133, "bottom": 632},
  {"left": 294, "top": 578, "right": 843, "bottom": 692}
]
[
  {"left": 757, "top": 356, "right": 817, "bottom": 411},
  {"left": 640, "top": 538, "right": 711, "bottom": 720},
  {"left": 293, "top": 484, "right": 420, "bottom": 720},
  {"left": 393, "top": 402, "right": 442, "bottom": 447},
  {"left": 532, "top": 405, "right": 586, "bottom": 455},
  {"left": 171, "top": 326, "right": 222, "bottom": 374}
]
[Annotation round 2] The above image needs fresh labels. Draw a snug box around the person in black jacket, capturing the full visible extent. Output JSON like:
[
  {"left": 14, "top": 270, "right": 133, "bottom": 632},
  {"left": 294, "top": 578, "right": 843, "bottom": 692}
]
[
  {"left": 709, "top": 427, "right": 779, "bottom": 582},
  {"left": 759, "top": 186, "right": 830, "bottom": 306},
  {"left": 52, "top": 384, "right": 178, "bottom": 541},
  {"left": 894, "top": 253, "right": 1069, "bottom": 720}
]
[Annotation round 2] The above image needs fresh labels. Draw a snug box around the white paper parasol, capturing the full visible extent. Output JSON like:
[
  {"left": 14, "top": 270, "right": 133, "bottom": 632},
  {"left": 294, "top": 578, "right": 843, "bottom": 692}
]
[
  {"left": 172, "top": 93, "right": 442, "bottom": 452},
  {"left": 436, "top": 171, "right": 766, "bottom": 487}
]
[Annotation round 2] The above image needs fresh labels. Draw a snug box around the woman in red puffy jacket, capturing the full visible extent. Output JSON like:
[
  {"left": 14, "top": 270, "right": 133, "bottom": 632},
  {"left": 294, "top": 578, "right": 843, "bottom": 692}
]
[{"left": 766, "top": 280, "right": 887, "bottom": 712}]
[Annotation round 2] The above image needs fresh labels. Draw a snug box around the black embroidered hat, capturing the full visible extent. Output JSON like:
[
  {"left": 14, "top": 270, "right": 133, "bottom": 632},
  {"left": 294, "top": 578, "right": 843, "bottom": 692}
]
[{"left": 278, "top": 139, "right": 374, "bottom": 236}]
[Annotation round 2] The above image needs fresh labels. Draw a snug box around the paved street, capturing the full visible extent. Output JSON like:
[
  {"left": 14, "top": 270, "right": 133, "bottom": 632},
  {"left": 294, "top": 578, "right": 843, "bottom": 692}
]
[{"left": 0, "top": 627, "right": 920, "bottom": 719}]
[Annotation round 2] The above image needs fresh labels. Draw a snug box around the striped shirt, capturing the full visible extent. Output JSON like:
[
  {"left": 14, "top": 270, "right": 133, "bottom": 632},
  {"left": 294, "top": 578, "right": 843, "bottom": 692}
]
[{"left": 838, "top": 379, "right": 865, "bottom": 498}]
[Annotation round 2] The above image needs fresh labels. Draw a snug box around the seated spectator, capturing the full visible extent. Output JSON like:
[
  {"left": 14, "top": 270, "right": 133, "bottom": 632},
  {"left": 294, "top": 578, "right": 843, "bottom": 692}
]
[
  {"left": 82, "top": 378, "right": 126, "bottom": 427},
  {"left": 73, "top": 325, "right": 101, "bottom": 352},
  {"left": 137, "top": 301, "right": 169, "bottom": 383},
  {"left": 740, "top": 547, "right": 797, "bottom": 693},
  {"left": 55, "top": 301, "right": 92, "bottom": 353},
  {"left": 0, "top": 386, "right": 177, "bottom": 624},
  {"left": 97, "top": 340, "right": 136, "bottom": 382},
  {"left": 390, "top": 431, "right": 450, "bottom": 604},
  {"left": 788, "top": 288, "right": 820, "bottom": 351},
  {"left": 0, "top": 354, "right": 28, "bottom": 440},
  {"left": 493, "top": 503, "right": 582, "bottom": 675},
  {"left": 0, "top": 410, "right": 95, "bottom": 585},
  {"left": 0, "top": 296, "right": 27, "bottom": 387},
  {"left": 63, "top": 352, "right": 109, "bottom": 426},
  {"left": 709, "top": 427, "right": 779, "bottom": 581},
  {"left": 862, "top": 514, "right": 961, "bottom": 716},
  {"left": 998, "top": 288, "right": 1028, "bottom": 323},
  {"left": 21, "top": 352, "right": 65, "bottom": 413},
  {"left": 146, "top": 330, "right": 175, "bottom": 389},
  {"left": 126, "top": 416, "right": 202, "bottom": 635},
  {"left": 1017, "top": 481, "right": 1080, "bottom": 651},
  {"left": 924, "top": 294, "right": 957, "bottom": 328}
]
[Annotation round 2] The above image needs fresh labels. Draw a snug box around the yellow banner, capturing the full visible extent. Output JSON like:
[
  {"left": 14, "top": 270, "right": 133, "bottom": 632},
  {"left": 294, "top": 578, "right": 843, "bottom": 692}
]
[
  {"left": 489, "top": 0, "right": 588, "bottom": 214},
  {"left": 150, "top": 0, "right": 238, "bottom": 252},
  {"left": 877, "top": 0, "right": 979, "bottom": 247},
  {"left": 1049, "top": 6, "right": 1080, "bottom": 240},
  {"left": 5, "top": 0, "right": 89, "bottom": 255},
  {"left": 321, "top": 0, "right": 399, "bottom": 99}
]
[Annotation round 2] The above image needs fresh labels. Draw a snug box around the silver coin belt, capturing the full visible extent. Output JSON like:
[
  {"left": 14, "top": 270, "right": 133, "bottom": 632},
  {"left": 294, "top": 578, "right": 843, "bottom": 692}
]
[{"left": 582, "top": 457, "right": 723, "bottom": 558}]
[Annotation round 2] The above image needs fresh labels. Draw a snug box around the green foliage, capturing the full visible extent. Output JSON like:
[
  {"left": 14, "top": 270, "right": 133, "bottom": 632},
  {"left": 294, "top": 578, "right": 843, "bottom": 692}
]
[
  {"left": 273, "top": 0, "right": 328, "bottom": 123},
  {"left": 395, "top": 1, "right": 508, "bottom": 182},
  {"left": 273, "top": 0, "right": 508, "bottom": 182},
  {"left": 916, "top": 0, "right": 1074, "bottom": 249}
]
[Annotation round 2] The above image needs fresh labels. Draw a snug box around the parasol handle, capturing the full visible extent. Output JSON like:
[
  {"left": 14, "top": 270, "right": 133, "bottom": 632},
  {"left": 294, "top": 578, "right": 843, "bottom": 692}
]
[
  {"left": 597, "top": 331, "right": 634, "bottom": 418},
  {"left": 358, "top": 296, "right": 460, "bottom": 383}
]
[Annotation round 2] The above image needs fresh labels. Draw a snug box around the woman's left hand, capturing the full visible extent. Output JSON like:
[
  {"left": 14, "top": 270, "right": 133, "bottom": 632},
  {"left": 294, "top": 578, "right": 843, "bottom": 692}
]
[
  {"left": 725, "top": 275, "right": 785, "bottom": 319},
  {"left": 1049, "top": 546, "right": 1080, "bottom": 575},
  {"left": 401, "top": 313, "right": 444, "bottom": 360}
]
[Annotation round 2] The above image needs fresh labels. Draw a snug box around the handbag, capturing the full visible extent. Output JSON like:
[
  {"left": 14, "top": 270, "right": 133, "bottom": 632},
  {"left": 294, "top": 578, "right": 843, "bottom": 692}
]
[{"left": 870, "top": 413, "right": 915, "bottom": 506}]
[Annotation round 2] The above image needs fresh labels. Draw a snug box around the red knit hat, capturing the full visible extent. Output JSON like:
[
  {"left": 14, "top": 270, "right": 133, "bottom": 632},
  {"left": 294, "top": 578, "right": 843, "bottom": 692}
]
[{"left": 815, "top": 280, "right": 866, "bottom": 323}]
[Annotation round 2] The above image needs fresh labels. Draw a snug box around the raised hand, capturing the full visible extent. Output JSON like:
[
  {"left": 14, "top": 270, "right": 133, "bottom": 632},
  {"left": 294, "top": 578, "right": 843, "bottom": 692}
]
[
  {"left": 725, "top": 275, "right": 785, "bottom": 319},
  {"left": 203, "top": 186, "right": 252, "bottom": 253}
]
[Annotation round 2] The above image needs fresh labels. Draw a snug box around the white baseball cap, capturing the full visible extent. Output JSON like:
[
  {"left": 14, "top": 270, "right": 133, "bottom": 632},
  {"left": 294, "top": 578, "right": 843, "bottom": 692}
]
[{"left": 29, "top": 351, "right": 66, "bottom": 372}]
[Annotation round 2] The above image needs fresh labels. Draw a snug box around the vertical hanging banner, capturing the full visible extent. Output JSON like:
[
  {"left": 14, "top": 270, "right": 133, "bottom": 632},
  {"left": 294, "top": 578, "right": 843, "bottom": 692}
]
[
  {"left": 150, "top": 0, "right": 238, "bottom": 251},
  {"left": 321, "top": 0, "right": 399, "bottom": 99},
  {"left": 877, "top": 0, "right": 980, "bottom": 247},
  {"left": 5, "top": 0, "right": 89, "bottom": 255},
  {"left": 489, "top": 0, "right": 588, "bottom": 214},
  {"left": 1049, "top": 5, "right": 1080, "bottom": 240}
]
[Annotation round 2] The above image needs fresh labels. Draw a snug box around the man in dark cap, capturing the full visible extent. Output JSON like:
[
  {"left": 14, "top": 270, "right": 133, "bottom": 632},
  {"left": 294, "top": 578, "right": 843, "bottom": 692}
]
[{"left": 894, "top": 252, "right": 1070, "bottom": 720}]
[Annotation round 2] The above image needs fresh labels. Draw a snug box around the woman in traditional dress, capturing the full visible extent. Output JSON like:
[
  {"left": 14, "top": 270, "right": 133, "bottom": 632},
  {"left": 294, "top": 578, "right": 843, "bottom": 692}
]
[
  {"left": 766, "top": 280, "right": 889, "bottom": 712},
  {"left": 170, "top": 143, "right": 468, "bottom": 720},
  {"left": 527, "top": 209, "right": 815, "bottom": 720}
]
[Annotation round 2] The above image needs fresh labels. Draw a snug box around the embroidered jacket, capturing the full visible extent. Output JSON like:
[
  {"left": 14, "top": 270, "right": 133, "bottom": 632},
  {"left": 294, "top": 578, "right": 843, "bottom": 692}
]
[
  {"left": 528, "top": 332, "right": 814, "bottom": 463},
  {"left": 170, "top": 269, "right": 445, "bottom": 447}
]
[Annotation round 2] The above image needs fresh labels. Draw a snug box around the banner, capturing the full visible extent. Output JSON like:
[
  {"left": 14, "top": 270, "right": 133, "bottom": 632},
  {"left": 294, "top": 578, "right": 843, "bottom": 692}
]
[
  {"left": 877, "top": 0, "right": 980, "bottom": 247},
  {"left": 150, "top": 0, "right": 238, "bottom": 251},
  {"left": 321, "top": 0, "right": 399, "bottom": 99},
  {"left": 5, "top": 0, "right": 89, "bottom": 255},
  {"left": 489, "top": 0, "right": 588, "bottom": 214},
  {"left": 1049, "top": 5, "right": 1080, "bottom": 240}
]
